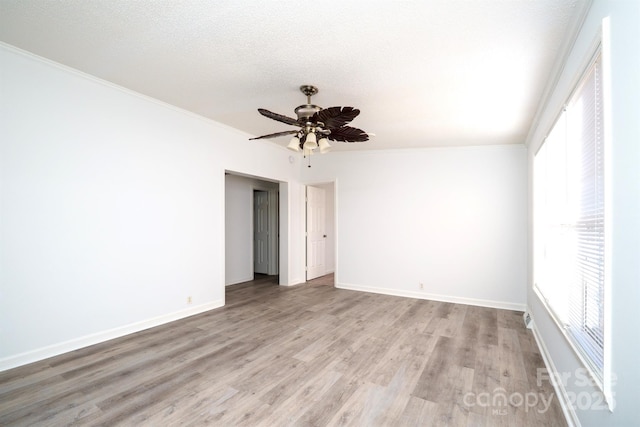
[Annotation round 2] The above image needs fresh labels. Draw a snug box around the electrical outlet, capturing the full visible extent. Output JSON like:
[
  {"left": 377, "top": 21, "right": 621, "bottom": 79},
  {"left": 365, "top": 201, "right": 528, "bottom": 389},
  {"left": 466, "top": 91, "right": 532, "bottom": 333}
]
[
  {"left": 419, "top": 283, "right": 424, "bottom": 290},
  {"left": 187, "top": 296, "right": 192, "bottom": 304}
]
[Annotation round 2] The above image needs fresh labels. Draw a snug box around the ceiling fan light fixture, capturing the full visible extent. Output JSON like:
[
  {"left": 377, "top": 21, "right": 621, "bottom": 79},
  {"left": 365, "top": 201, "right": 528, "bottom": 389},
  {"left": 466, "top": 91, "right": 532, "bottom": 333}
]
[
  {"left": 287, "top": 136, "right": 301, "bottom": 151},
  {"left": 303, "top": 132, "right": 318, "bottom": 150},
  {"left": 295, "top": 104, "right": 321, "bottom": 120},
  {"left": 318, "top": 137, "right": 331, "bottom": 153}
]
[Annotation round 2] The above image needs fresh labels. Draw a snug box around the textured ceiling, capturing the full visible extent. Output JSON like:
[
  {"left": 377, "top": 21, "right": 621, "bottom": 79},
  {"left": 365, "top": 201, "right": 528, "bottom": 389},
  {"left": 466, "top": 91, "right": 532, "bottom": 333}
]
[{"left": 0, "top": 0, "right": 588, "bottom": 151}]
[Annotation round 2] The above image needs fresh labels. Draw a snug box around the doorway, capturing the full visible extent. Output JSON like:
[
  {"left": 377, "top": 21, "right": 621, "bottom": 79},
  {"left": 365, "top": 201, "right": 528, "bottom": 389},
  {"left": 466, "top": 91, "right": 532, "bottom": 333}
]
[{"left": 225, "top": 172, "right": 280, "bottom": 286}]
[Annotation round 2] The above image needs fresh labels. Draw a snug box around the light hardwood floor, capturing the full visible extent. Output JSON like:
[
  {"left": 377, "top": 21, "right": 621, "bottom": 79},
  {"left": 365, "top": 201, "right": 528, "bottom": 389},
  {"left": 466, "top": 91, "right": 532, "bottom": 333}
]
[{"left": 0, "top": 274, "right": 566, "bottom": 426}]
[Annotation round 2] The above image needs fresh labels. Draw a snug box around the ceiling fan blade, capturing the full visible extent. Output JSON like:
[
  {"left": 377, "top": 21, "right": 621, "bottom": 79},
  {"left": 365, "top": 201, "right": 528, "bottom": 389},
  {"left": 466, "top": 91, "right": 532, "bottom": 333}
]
[
  {"left": 249, "top": 130, "right": 298, "bottom": 140},
  {"left": 258, "top": 108, "right": 299, "bottom": 126},
  {"left": 314, "top": 106, "right": 360, "bottom": 129},
  {"left": 327, "top": 126, "right": 369, "bottom": 142}
]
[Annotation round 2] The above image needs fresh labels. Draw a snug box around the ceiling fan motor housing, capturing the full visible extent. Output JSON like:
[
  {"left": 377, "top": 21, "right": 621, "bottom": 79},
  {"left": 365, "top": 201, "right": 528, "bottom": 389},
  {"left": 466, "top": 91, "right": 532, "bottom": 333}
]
[{"left": 295, "top": 104, "right": 322, "bottom": 120}]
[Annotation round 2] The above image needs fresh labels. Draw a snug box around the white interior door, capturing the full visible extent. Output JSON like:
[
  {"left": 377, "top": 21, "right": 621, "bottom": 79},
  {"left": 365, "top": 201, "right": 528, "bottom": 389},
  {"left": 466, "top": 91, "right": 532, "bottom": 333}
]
[
  {"left": 254, "top": 190, "right": 269, "bottom": 274},
  {"left": 306, "top": 186, "right": 326, "bottom": 280}
]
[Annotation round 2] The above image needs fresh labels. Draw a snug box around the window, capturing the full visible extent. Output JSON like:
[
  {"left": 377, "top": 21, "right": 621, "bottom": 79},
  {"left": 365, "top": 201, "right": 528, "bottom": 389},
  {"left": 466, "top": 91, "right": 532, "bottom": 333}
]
[{"left": 534, "top": 51, "right": 606, "bottom": 384}]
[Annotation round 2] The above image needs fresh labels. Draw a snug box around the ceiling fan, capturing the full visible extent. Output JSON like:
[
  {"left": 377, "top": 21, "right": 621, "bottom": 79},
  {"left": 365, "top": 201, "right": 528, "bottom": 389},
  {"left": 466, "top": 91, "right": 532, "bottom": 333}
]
[{"left": 250, "top": 85, "right": 369, "bottom": 154}]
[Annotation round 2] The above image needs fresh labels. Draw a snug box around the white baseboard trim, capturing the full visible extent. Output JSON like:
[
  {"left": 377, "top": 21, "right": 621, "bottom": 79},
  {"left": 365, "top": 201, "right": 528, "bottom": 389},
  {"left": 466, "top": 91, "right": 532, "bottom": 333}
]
[
  {"left": 279, "top": 275, "right": 306, "bottom": 287},
  {"left": 335, "top": 282, "right": 526, "bottom": 312},
  {"left": 279, "top": 280, "right": 306, "bottom": 287},
  {"left": 529, "top": 310, "right": 581, "bottom": 427},
  {"left": 225, "top": 276, "right": 254, "bottom": 286},
  {"left": 0, "top": 299, "right": 224, "bottom": 373}
]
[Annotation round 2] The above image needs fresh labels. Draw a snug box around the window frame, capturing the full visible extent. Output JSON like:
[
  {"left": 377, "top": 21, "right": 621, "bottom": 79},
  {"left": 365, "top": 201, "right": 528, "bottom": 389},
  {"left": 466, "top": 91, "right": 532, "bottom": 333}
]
[{"left": 532, "top": 22, "right": 613, "bottom": 410}]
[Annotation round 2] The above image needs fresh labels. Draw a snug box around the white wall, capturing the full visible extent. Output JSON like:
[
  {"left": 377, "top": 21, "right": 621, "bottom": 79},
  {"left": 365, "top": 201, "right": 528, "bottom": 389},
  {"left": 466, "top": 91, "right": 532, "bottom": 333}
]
[
  {"left": 304, "top": 145, "right": 528, "bottom": 310},
  {"left": 525, "top": 1, "right": 640, "bottom": 425},
  {"left": 225, "top": 174, "right": 279, "bottom": 285},
  {"left": 0, "top": 44, "right": 305, "bottom": 370}
]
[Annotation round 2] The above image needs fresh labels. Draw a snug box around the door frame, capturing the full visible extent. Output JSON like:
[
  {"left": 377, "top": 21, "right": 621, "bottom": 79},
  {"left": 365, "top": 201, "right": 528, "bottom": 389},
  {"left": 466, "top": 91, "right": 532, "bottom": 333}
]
[{"left": 224, "top": 170, "right": 287, "bottom": 289}]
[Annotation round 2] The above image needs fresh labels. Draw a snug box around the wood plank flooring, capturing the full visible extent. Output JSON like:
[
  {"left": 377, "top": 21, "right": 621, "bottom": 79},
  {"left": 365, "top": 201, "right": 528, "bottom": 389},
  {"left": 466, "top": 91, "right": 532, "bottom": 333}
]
[{"left": 0, "top": 275, "right": 566, "bottom": 426}]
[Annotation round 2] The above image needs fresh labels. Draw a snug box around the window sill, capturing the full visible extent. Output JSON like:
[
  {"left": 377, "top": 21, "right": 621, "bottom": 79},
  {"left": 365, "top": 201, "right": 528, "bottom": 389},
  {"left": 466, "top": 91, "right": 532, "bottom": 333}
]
[{"left": 533, "top": 285, "right": 613, "bottom": 412}]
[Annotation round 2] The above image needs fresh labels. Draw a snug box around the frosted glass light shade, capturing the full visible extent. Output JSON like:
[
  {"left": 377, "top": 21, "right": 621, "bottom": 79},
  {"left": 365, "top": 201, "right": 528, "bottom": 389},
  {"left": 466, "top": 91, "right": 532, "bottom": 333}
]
[
  {"left": 287, "top": 136, "right": 300, "bottom": 151},
  {"left": 318, "top": 137, "right": 331, "bottom": 153},
  {"left": 303, "top": 132, "right": 318, "bottom": 149}
]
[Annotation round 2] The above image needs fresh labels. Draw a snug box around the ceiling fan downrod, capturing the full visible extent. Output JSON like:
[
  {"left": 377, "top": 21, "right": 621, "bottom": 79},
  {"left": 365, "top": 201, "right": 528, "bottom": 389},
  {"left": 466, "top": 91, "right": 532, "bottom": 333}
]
[{"left": 299, "top": 85, "right": 318, "bottom": 104}]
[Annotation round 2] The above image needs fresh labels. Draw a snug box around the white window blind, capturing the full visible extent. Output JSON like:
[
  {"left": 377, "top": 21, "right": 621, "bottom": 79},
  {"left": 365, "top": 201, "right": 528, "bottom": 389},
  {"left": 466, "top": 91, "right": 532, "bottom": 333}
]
[
  {"left": 534, "top": 54, "right": 605, "bottom": 382},
  {"left": 567, "top": 57, "right": 605, "bottom": 375}
]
